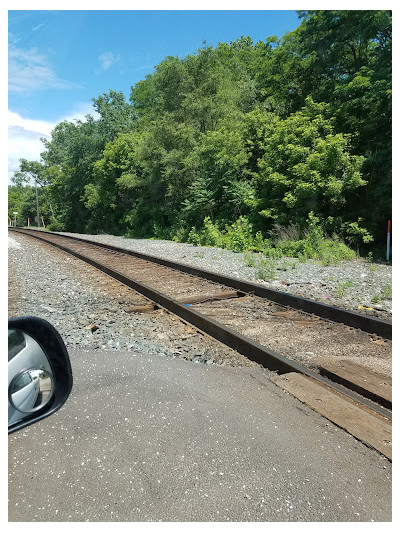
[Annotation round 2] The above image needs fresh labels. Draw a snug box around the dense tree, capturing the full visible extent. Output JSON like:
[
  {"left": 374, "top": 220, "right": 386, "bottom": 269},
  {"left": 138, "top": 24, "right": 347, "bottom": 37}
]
[
  {"left": 92, "top": 90, "right": 137, "bottom": 140},
  {"left": 243, "top": 99, "right": 368, "bottom": 240},
  {"left": 282, "top": 10, "right": 392, "bottom": 240},
  {"left": 40, "top": 117, "right": 108, "bottom": 230},
  {"left": 10, "top": 11, "right": 391, "bottom": 253}
]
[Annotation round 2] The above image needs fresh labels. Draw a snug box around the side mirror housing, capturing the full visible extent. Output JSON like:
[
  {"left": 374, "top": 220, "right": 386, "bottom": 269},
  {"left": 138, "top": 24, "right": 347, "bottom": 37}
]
[{"left": 8, "top": 316, "right": 73, "bottom": 434}]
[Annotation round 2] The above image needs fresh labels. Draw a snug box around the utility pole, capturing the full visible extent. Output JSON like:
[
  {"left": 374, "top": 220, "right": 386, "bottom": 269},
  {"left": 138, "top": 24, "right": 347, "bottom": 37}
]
[{"left": 35, "top": 179, "right": 40, "bottom": 228}]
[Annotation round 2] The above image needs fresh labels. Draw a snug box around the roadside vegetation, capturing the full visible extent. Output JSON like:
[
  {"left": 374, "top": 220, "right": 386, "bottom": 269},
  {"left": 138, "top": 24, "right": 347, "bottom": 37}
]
[{"left": 9, "top": 11, "right": 391, "bottom": 260}]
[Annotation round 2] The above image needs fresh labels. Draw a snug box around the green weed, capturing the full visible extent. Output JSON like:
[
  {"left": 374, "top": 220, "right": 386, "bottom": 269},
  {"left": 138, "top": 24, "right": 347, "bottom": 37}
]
[
  {"left": 277, "top": 260, "right": 296, "bottom": 271},
  {"left": 243, "top": 251, "right": 257, "bottom": 267},
  {"left": 336, "top": 280, "right": 354, "bottom": 298},
  {"left": 381, "top": 284, "right": 392, "bottom": 299},
  {"left": 187, "top": 227, "right": 201, "bottom": 246},
  {"left": 366, "top": 251, "right": 374, "bottom": 263},
  {"left": 255, "top": 259, "right": 276, "bottom": 281},
  {"left": 187, "top": 214, "right": 357, "bottom": 266}
]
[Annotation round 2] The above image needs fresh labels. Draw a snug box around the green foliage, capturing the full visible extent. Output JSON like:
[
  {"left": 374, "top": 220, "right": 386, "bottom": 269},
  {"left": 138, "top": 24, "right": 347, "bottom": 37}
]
[
  {"left": 187, "top": 227, "right": 201, "bottom": 246},
  {"left": 184, "top": 212, "right": 356, "bottom": 265},
  {"left": 336, "top": 281, "right": 354, "bottom": 298},
  {"left": 223, "top": 216, "right": 254, "bottom": 252},
  {"left": 371, "top": 293, "right": 381, "bottom": 304},
  {"left": 272, "top": 213, "right": 357, "bottom": 263},
  {"left": 381, "top": 284, "right": 392, "bottom": 300},
  {"left": 317, "top": 240, "right": 357, "bottom": 265},
  {"left": 8, "top": 184, "right": 55, "bottom": 228},
  {"left": 13, "top": 13, "right": 390, "bottom": 256},
  {"left": 188, "top": 216, "right": 272, "bottom": 254},
  {"left": 47, "top": 218, "right": 64, "bottom": 232},
  {"left": 366, "top": 251, "right": 374, "bottom": 263},
  {"left": 255, "top": 259, "right": 277, "bottom": 281},
  {"left": 341, "top": 219, "right": 374, "bottom": 245},
  {"left": 200, "top": 217, "right": 224, "bottom": 247},
  {"left": 244, "top": 100, "right": 368, "bottom": 240},
  {"left": 243, "top": 251, "right": 257, "bottom": 267}
]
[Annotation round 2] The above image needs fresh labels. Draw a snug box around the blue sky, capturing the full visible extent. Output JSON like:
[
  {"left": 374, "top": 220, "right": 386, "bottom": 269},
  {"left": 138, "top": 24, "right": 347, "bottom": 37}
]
[{"left": 8, "top": 8, "right": 301, "bottom": 179}]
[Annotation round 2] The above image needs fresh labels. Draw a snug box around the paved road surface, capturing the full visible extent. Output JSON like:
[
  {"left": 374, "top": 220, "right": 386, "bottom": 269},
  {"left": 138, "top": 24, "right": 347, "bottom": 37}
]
[{"left": 9, "top": 348, "right": 391, "bottom": 522}]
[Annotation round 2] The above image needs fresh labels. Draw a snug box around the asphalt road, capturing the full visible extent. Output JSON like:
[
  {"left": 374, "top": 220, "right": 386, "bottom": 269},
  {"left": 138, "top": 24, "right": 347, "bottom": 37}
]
[{"left": 8, "top": 348, "right": 392, "bottom": 522}]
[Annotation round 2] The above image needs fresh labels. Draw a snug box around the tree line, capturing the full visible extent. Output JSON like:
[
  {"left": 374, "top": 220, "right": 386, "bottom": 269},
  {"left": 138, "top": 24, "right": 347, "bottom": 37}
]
[{"left": 9, "top": 10, "right": 391, "bottom": 256}]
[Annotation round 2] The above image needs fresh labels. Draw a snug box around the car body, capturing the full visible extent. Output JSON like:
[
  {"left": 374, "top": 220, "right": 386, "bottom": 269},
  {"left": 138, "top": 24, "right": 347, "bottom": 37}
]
[{"left": 8, "top": 317, "right": 73, "bottom": 433}]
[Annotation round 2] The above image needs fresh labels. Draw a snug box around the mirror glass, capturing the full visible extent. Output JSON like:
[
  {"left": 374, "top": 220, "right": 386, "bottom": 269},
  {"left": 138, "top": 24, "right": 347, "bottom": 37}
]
[
  {"left": 8, "top": 329, "right": 55, "bottom": 426},
  {"left": 9, "top": 369, "right": 54, "bottom": 414}
]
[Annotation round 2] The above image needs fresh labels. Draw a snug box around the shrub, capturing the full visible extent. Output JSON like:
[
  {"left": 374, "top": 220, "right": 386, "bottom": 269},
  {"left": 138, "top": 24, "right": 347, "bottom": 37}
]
[
  {"left": 187, "top": 227, "right": 201, "bottom": 246},
  {"left": 185, "top": 212, "right": 357, "bottom": 264},
  {"left": 247, "top": 231, "right": 268, "bottom": 253},
  {"left": 223, "top": 216, "right": 254, "bottom": 252},
  {"left": 153, "top": 223, "right": 172, "bottom": 240},
  {"left": 255, "top": 259, "right": 276, "bottom": 281},
  {"left": 371, "top": 293, "right": 381, "bottom": 304},
  {"left": 243, "top": 251, "right": 257, "bottom": 267},
  {"left": 381, "top": 284, "right": 392, "bottom": 299},
  {"left": 276, "top": 239, "right": 305, "bottom": 257},
  {"left": 200, "top": 217, "right": 224, "bottom": 247},
  {"left": 342, "top": 219, "right": 374, "bottom": 245},
  {"left": 47, "top": 218, "right": 64, "bottom": 232},
  {"left": 268, "top": 223, "right": 303, "bottom": 242},
  {"left": 273, "top": 213, "right": 356, "bottom": 263},
  {"left": 317, "top": 239, "right": 356, "bottom": 265}
]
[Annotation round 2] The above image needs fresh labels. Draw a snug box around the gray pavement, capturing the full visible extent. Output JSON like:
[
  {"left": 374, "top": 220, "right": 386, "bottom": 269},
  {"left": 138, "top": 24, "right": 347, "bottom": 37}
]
[{"left": 8, "top": 348, "right": 392, "bottom": 522}]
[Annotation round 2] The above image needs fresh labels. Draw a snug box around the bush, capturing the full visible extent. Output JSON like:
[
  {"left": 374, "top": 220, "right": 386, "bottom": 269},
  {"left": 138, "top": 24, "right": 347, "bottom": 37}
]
[
  {"left": 200, "top": 217, "right": 224, "bottom": 247},
  {"left": 255, "top": 259, "right": 276, "bottom": 281},
  {"left": 243, "top": 251, "right": 257, "bottom": 267},
  {"left": 275, "top": 239, "right": 305, "bottom": 257},
  {"left": 273, "top": 213, "right": 356, "bottom": 263},
  {"left": 172, "top": 225, "right": 189, "bottom": 243},
  {"left": 190, "top": 216, "right": 276, "bottom": 255},
  {"left": 47, "top": 218, "right": 64, "bottom": 232},
  {"left": 223, "top": 216, "right": 254, "bottom": 252},
  {"left": 153, "top": 223, "right": 173, "bottom": 240},
  {"left": 317, "top": 239, "right": 356, "bottom": 265},
  {"left": 185, "top": 213, "right": 357, "bottom": 264},
  {"left": 381, "top": 284, "right": 392, "bottom": 299},
  {"left": 187, "top": 227, "right": 201, "bottom": 246},
  {"left": 275, "top": 236, "right": 356, "bottom": 263}
]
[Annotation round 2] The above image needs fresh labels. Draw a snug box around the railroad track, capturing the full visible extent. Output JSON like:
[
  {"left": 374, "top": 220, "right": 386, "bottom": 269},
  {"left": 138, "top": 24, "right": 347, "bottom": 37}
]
[{"left": 9, "top": 228, "right": 392, "bottom": 429}]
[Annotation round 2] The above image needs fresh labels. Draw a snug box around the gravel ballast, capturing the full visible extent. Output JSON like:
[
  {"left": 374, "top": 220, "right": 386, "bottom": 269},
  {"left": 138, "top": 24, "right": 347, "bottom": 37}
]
[
  {"left": 61, "top": 231, "right": 392, "bottom": 320},
  {"left": 8, "top": 233, "right": 260, "bottom": 368},
  {"left": 8, "top": 230, "right": 392, "bottom": 371}
]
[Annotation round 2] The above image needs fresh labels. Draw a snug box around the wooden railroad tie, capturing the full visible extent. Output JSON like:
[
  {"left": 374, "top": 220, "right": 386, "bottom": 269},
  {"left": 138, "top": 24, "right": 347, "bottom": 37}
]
[{"left": 124, "top": 290, "right": 245, "bottom": 314}]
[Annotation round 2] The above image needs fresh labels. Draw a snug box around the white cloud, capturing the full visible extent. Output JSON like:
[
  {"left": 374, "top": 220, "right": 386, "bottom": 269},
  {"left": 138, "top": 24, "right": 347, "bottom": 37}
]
[
  {"left": 98, "top": 51, "right": 120, "bottom": 72},
  {"left": 8, "top": 104, "right": 99, "bottom": 181},
  {"left": 8, "top": 111, "right": 54, "bottom": 180},
  {"left": 32, "top": 24, "right": 45, "bottom": 32},
  {"left": 63, "top": 102, "right": 100, "bottom": 123},
  {"left": 8, "top": 45, "right": 82, "bottom": 94},
  {"left": 8, "top": 110, "right": 55, "bottom": 138},
  {"left": 8, "top": 127, "right": 48, "bottom": 179}
]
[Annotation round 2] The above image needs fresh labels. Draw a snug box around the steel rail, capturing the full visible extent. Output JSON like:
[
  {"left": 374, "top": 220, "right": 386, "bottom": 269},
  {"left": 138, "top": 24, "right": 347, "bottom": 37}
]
[
  {"left": 9, "top": 227, "right": 392, "bottom": 420},
  {"left": 10, "top": 228, "right": 392, "bottom": 339}
]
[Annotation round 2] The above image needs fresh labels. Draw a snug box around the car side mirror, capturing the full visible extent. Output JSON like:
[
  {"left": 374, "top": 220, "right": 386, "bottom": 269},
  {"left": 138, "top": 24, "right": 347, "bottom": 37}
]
[{"left": 8, "top": 316, "right": 73, "bottom": 434}]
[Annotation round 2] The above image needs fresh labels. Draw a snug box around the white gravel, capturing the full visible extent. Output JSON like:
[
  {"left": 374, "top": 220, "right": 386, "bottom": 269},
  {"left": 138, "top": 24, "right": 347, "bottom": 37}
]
[{"left": 60, "top": 232, "right": 392, "bottom": 320}]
